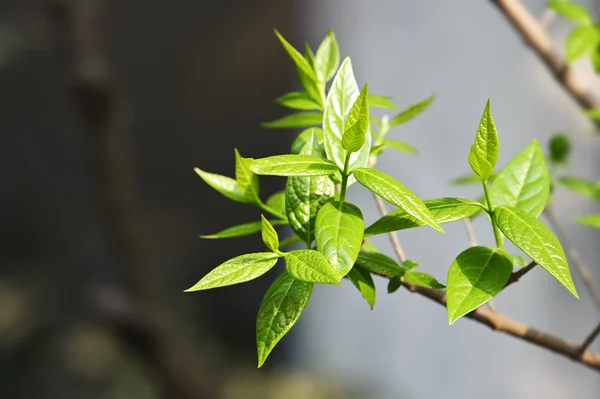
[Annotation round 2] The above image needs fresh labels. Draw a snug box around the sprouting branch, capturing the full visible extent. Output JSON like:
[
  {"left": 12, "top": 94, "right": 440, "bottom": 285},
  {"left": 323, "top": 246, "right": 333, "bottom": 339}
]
[
  {"left": 490, "top": 0, "right": 600, "bottom": 113},
  {"left": 580, "top": 320, "right": 600, "bottom": 353},
  {"left": 503, "top": 261, "right": 537, "bottom": 290}
]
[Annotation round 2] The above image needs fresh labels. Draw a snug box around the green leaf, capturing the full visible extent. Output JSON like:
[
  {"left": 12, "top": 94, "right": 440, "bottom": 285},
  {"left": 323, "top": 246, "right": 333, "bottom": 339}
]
[
  {"left": 592, "top": 44, "right": 600, "bottom": 73},
  {"left": 285, "top": 249, "right": 341, "bottom": 284},
  {"left": 194, "top": 168, "right": 254, "bottom": 204},
  {"left": 315, "top": 201, "right": 365, "bottom": 276},
  {"left": 323, "top": 57, "right": 372, "bottom": 172},
  {"left": 383, "top": 138, "right": 418, "bottom": 154},
  {"left": 256, "top": 272, "right": 313, "bottom": 367},
  {"left": 354, "top": 251, "right": 403, "bottom": 276},
  {"left": 248, "top": 155, "right": 338, "bottom": 176},
  {"left": 388, "top": 94, "right": 435, "bottom": 128},
  {"left": 261, "top": 112, "right": 323, "bottom": 129},
  {"left": 274, "top": 30, "right": 318, "bottom": 83},
  {"left": 291, "top": 128, "right": 324, "bottom": 154},
  {"left": 185, "top": 252, "right": 279, "bottom": 291},
  {"left": 347, "top": 265, "right": 376, "bottom": 309},
  {"left": 261, "top": 215, "right": 280, "bottom": 253},
  {"left": 275, "top": 92, "right": 321, "bottom": 111},
  {"left": 446, "top": 246, "right": 513, "bottom": 324},
  {"left": 266, "top": 190, "right": 287, "bottom": 216},
  {"left": 548, "top": 0, "right": 592, "bottom": 25},
  {"left": 566, "top": 25, "right": 600, "bottom": 63},
  {"left": 468, "top": 100, "right": 499, "bottom": 179},
  {"left": 548, "top": 133, "right": 571, "bottom": 164},
  {"left": 451, "top": 173, "right": 492, "bottom": 185},
  {"left": 353, "top": 168, "right": 444, "bottom": 233},
  {"left": 584, "top": 108, "right": 600, "bottom": 120},
  {"left": 279, "top": 234, "right": 304, "bottom": 249},
  {"left": 403, "top": 259, "right": 419, "bottom": 270},
  {"left": 342, "top": 84, "right": 370, "bottom": 153},
  {"left": 235, "top": 149, "right": 260, "bottom": 203},
  {"left": 368, "top": 95, "right": 397, "bottom": 110},
  {"left": 201, "top": 219, "right": 287, "bottom": 239},
  {"left": 558, "top": 176, "right": 598, "bottom": 199},
  {"left": 403, "top": 271, "right": 445, "bottom": 289},
  {"left": 365, "top": 198, "right": 483, "bottom": 236},
  {"left": 494, "top": 206, "right": 578, "bottom": 297},
  {"left": 314, "top": 28, "right": 340, "bottom": 83},
  {"left": 512, "top": 254, "right": 528, "bottom": 267},
  {"left": 387, "top": 276, "right": 402, "bottom": 293},
  {"left": 361, "top": 240, "right": 379, "bottom": 252},
  {"left": 490, "top": 139, "right": 550, "bottom": 217},
  {"left": 576, "top": 213, "right": 600, "bottom": 228}
]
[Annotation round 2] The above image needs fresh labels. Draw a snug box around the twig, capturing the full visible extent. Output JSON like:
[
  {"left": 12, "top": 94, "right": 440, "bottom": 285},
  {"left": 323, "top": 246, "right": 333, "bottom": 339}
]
[
  {"left": 504, "top": 261, "right": 537, "bottom": 290},
  {"left": 544, "top": 208, "right": 600, "bottom": 312},
  {"left": 580, "top": 320, "right": 600, "bottom": 353},
  {"left": 372, "top": 193, "right": 407, "bottom": 262},
  {"left": 462, "top": 218, "right": 478, "bottom": 247},
  {"left": 539, "top": 9, "right": 556, "bottom": 29},
  {"left": 490, "top": 0, "right": 600, "bottom": 113}
]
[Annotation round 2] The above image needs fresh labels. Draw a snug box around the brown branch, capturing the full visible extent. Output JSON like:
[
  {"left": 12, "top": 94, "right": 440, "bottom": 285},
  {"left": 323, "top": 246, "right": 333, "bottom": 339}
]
[
  {"left": 490, "top": 0, "right": 600, "bottom": 112},
  {"left": 580, "top": 321, "right": 600, "bottom": 353},
  {"left": 504, "top": 261, "right": 537, "bottom": 289},
  {"left": 462, "top": 218, "right": 478, "bottom": 247},
  {"left": 372, "top": 193, "right": 407, "bottom": 262},
  {"left": 49, "top": 1, "right": 215, "bottom": 398}
]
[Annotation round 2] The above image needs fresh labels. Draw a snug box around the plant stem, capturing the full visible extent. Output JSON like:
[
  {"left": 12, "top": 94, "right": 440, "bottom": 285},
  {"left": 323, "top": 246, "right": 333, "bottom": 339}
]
[
  {"left": 482, "top": 179, "right": 504, "bottom": 249},
  {"left": 258, "top": 200, "right": 286, "bottom": 221},
  {"left": 339, "top": 152, "right": 352, "bottom": 204}
]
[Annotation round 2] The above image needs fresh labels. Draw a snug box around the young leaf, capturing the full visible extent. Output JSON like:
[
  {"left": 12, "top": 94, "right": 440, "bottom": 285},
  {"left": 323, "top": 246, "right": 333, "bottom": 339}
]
[
  {"left": 266, "top": 190, "right": 287, "bottom": 216},
  {"left": 261, "top": 112, "right": 323, "bottom": 129},
  {"left": 275, "top": 92, "right": 321, "bottom": 111},
  {"left": 403, "top": 259, "right": 419, "bottom": 270},
  {"left": 342, "top": 84, "right": 370, "bottom": 153},
  {"left": 235, "top": 149, "right": 260, "bottom": 203},
  {"left": 547, "top": 0, "right": 592, "bottom": 25},
  {"left": 347, "top": 265, "right": 376, "bottom": 309},
  {"left": 248, "top": 155, "right": 338, "bottom": 176},
  {"left": 354, "top": 251, "right": 403, "bottom": 276},
  {"left": 323, "top": 57, "right": 372, "bottom": 172},
  {"left": 353, "top": 168, "right": 444, "bottom": 233},
  {"left": 512, "top": 254, "right": 528, "bottom": 267},
  {"left": 368, "top": 94, "right": 397, "bottom": 110},
  {"left": 548, "top": 133, "right": 571, "bottom": 165},
  {"left": 185, "top": 252, "right": 279, "bottom": 291},
  {"left": 256, "top": 272, "right": 313, "bottom": 367},
  {"left": 494, "top": 206, "right": 578, "bottom": 297},
  {"left": 387, "top": 276, "right": 402, "bottom": 293},
  {"left": 383, "top": 138, "right": 418, "bottom": 154},
  {"left": 201, "top": 219, "right": 287, "bottom": 239},
  {"left": 194, "top": 168, "right": 254, "bottom": 204},
  {"left": 314, "top": 28, "right": 340, "bottom": 83},
  {"left": 361, "top": 240, "right": 379, "bottom": 253},
  {"left": 285, "top": 249, "right": 341, "bottom": 284},
  {"left": 315, "top": 201, "right": 365, "bottom": 276},
  {"left": 446, "top": 246, "right": 513, "bottom": 324},
  {"left": 388, "top": 94, "right": 435, "bottom": 128},
  {"left": 490, "top": 139, "right": 550, "bottom": 217},
  {"left": 558, "top": 176, "right": 598, "bottom": 200},
  {"left": 468, "top": 100, "right": 499, "bottom": 179},
  {"left": 261, "top": 215, "right": 280, "bottom": 253},
  {"left": 291, "top": 128, "right": 324, "bottom": 154},
  {"left": 274, "top": 30, "right": 318, "bottom": 83},
  {"left": 403, "top": 271, "right": 445, "bottom": 289},
  {"left": 576, "top": 213, "right": 600, "bottom": 228},
  {"left": 566, "top": 25, "right": 600, "bottom": 63}
]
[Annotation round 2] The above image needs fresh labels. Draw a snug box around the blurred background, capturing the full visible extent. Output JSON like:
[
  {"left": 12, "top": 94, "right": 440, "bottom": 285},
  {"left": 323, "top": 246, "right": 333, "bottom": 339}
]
[{"left": 1, "top": 0, "right": 599, "bottom": 398}]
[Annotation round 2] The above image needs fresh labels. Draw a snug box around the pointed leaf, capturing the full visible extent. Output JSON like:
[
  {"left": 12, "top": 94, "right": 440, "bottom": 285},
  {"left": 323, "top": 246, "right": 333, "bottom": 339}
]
[
  {"left": 342, "top": 84, "right": 370, "bottom": 153},
  {"left": 361, "top": 240, "right": 379, "bottom": 252},
  {"left": 548, "top": 0, "right": 592, "bottom": 25},
  {"left": 261, "top": 215, "right": 280, "bottom": 252},
  {"left": 353, "top": 168, "right": 444, "bottom": 232},
  {"left": 201, "top": 219, "right": 287, "bottom": 239},
  {"left": 388, "top": 94, "right": 434, "bottom": 128},
  {"left": 468, "top": 147, "right": 493, "bottom": 180},
  {"left": 576, "top": 213, "right": 600, "bottom": 228},
  {"left": 185, "top": 253, "right": 279, "bottom": 291},
  {"left": 314, "top": 29, "right": 340, "bottom": 82},
  {"left": 291, "top": 128, "right": 324, "bottom": 154},
  {"left": 285, "top": 249, "right": 341, "bottom": 284},
  {"left": 248, "top": 155, "right": 338, "bottom": 176},
  {"left": 490, "top": 139, "right": 550, "bottom": 217},
  {"left": 235, "top": 149, "right": 260, "bottom": 203},
  {"left": 447, "top": 246, "right": 513, "bottom": 324},
  {"left": 354, "top": 251, "right": 403, "bottom": 276},
  {"left": 261, "top": 112, "right": 322, "bottom": 129},
  {"left": 274, "top": 30, "right": 317, "bottom": 82},
  {"left": 468, "top": 100, "right": 498, "bottom": 179},
  {"left": 368, "top": 95, "right": 397, "bottom": 110},
  {"left": 494, "top": 206, "right": 578, "bottom": 297},
  {"left": 323, "top": 57, "right": 372, "bottom": 172},
  {"left": 387, "top": 276, "right": 402, "bottom": 293},
  {"left": 194, "top": 168, "right": 254, "bottom": 203},
  {"left": 275, "top": 92, "right": 321, "bottom": 111},
  {"left": 279, "top": 234, "right": 304, "bottom": 249},
  {"left": 383, "top": 138, "right": 418, "bottom": 154},
  {"left": 403, "top": 259, "right": 419, "bottom": 270},
  {"left": 566, "top": 25, "right": 600, "bottom": 63},
  {"left": 315, "top": 201, "right": 364, "bottom": 276},
  {"left": 256, "top": 272, "right": 313, "bottom": 367},
  {"left": 347, "top": 265, "right": 376, "bottom": 309},
  {"left": 403, "top": 271, "right": 445, "bottom": 289}
]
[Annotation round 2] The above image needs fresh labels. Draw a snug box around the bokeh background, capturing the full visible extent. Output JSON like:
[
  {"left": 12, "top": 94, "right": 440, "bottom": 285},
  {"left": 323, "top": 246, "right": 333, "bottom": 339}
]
[{"left": 1, "top": 0, "right": 599, "bottom": 398}]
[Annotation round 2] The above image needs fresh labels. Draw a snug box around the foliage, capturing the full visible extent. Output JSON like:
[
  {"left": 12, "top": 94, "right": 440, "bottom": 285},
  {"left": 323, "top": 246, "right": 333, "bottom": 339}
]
[{"left": 186, "top": 29, "right": 579, "bottom": 367}]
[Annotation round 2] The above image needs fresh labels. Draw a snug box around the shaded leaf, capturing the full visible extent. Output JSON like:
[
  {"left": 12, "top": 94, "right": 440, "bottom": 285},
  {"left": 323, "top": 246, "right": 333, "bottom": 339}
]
[
  {"left": 548, "top": 133, "right": 571, "bottom": 164},
  {"left": 387, "top": 276, "right": 402, "bottom": 293},
  {"left": 355, "top": 251, "right": 403, "bottom": 276},
  {"left": 403, "top": 271, "right": 445, "bottom": 289},
  {"left": 347, "top": 265, "right": 376, "bottom": 309},
  {"left": 266, "top": 190, "right": 287, "bottom": 216}
]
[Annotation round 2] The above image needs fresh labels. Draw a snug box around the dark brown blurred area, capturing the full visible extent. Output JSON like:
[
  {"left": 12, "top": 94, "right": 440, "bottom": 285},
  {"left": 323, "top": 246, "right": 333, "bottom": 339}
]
[{"left": 0, "top": 1, "right": 337, "bottom": 398}]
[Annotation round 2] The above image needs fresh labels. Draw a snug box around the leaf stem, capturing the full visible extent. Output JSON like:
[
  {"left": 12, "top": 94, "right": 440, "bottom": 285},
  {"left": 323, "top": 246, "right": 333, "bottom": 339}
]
[
  {"left": 482, "top": 179, "right": 504, "bottom": 249},
  {"left": 258, "top": 200, "right": 287, "bottom": 221},
  {"left": 339, "top": 151, "right": 352, "bottom": 204}
]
